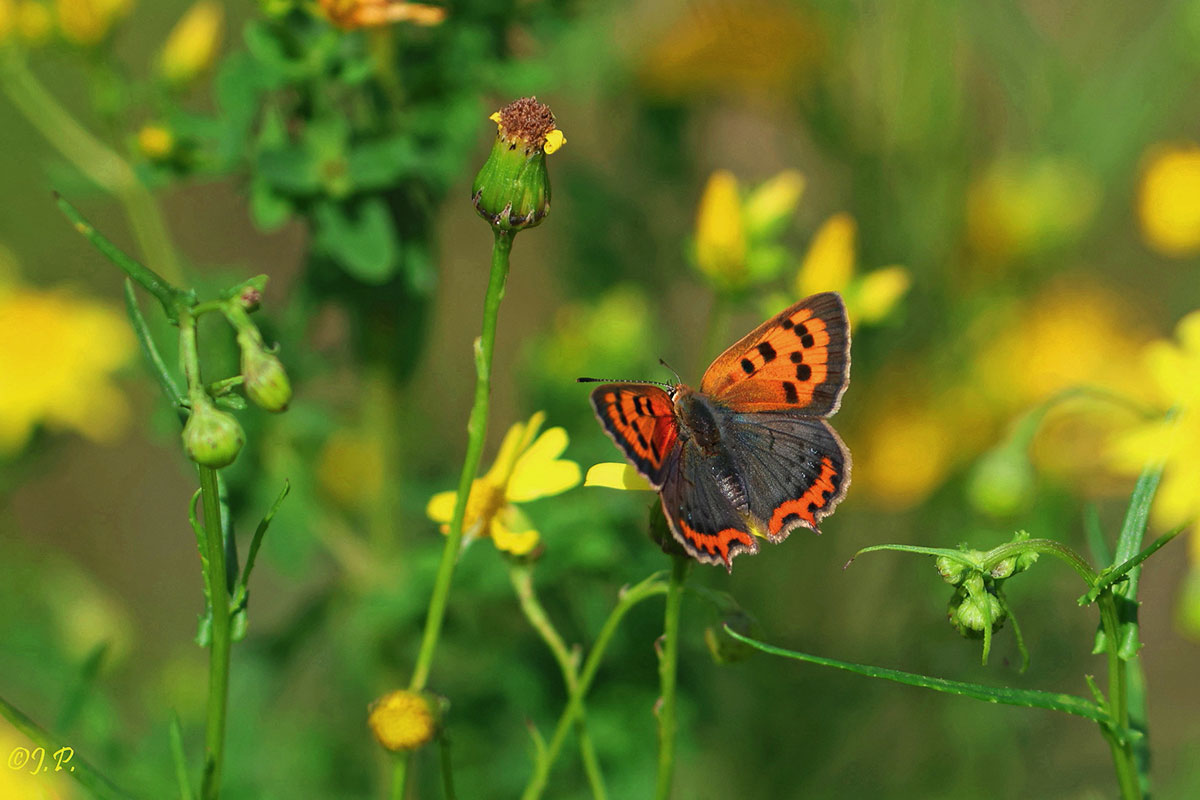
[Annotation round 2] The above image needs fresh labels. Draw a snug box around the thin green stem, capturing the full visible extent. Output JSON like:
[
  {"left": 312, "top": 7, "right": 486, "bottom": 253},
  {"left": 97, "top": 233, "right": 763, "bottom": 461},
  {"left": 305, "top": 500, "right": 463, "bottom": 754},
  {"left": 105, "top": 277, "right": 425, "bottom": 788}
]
[
  {"left": 1099, "top": 591, "right": 1141, "bottom": 800},
  {"left": 510, "top": 566, "right": 607, "bottom": 800},
  {"left": 521, "top": 573, "right": 670, "bottom": 800},
  {"left": 978, "top": 538, "right": 1097, "bottom": 585},
  {"left": 0, "top": 694, "right": 134, "bottom": 800},
  {"left": 438, "top": 732, "right": 457, "bottom": 800},
  {"left": 198, "top": 465, "right": 232, "bottom": 800},
  {"left": 397, "top": 229, "right": 514, "bottom": 793},
  {"left": 389, "top": 758, "right": 407, "bottom": 800},
  {"left": 1, "top": 48, "right": 182, "bottom": 281},
  {"left": 655, "top": 557, "right": 689, "bottom": 800}
]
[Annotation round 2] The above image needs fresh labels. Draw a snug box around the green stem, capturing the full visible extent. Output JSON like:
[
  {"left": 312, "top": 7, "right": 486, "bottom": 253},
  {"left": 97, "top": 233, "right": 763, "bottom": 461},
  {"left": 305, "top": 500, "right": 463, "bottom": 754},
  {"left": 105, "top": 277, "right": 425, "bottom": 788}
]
[
  {"left": 0, "top": 694, "right": 135, "bottom": 800},
  {"left": 978, "top": 538, "right": 1098, "bottom": 584},
  {"left": 198, "top": 464, "right": 232, "bottom": 800},
  {"left": 396, "top": 229, "right": 514, "bottom": 792},
  {"left": 521, "top": 573, "right": 670, "bottom": 800},
  {"left": 655, "top": 557, "right": 689, "bottom": 800},
  {"left": 1, "top": 48, "right": 182, "bottom": 282},
  {"left": 510, "top": 566, "right": 607, "bottom": 800},
  {"left": 1098, "top": 591, "right": 1141, "bottom": 800}
]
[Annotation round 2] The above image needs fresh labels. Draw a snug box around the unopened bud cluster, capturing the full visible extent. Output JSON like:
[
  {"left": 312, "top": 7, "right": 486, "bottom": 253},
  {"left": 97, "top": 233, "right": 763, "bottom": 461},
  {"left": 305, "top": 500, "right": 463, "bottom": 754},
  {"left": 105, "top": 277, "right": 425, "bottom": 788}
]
[{"left": 937, "top": 531, "right": 1038, "bottom": 640}]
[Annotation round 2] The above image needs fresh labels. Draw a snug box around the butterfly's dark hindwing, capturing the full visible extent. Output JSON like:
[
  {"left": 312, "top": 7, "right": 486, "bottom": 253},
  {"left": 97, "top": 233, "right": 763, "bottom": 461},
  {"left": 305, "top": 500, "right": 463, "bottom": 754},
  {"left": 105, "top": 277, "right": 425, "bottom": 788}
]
[
  {"left": 589, "top": 383, "right": 679, "bottom": 488},
  {"left": 718, "top": 410, "right": 851, "bottom": 542},
  {"left": 658, "top": 442, "right": 758, "bottom": 569}
]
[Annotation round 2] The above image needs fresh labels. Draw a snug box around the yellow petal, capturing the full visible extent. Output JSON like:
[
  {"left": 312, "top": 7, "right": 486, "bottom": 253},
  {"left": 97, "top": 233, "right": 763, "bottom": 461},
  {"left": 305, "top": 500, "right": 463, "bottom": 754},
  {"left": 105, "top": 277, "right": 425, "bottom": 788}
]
[
  {"left": 1177, "top": 310, "right": 1200, "bottom": 355},
  {"left": 694, "top": 170, "right": 746, "bottom": 285},
  {"left": 851, "top": 266, "right": 911, "bottom": 323},
  {"left": 543, "top": 129, "right": 565, "bottom": 155},
  {"left": 491, "top": 508, "right": 540, "bottom": 556},
  {"left": 1108, "top": 421, "right": 1176, "bottom": 474},
  {"left": 743, "top": 170, "right": 805, "bottom": 238},
  {"left": 584, "top": 462, "right": 654, "bottom": 491},
  {"left": 797, "top": 213, "right": 856, "bottom": 297},
  {"left": 485, "top": 412, "right": 545, "bottom": 485},
  {"left": 1138, "top": 143, "right": 1200, "bottom": 258},
  {"left": 489, "top": 111, "right": 501, "bottom": 124},
  {"left": 507, "top": 427, "right": 581, "bottom": 502},
  {"left": 425, "top": 490, "right": 458, "bottom": 524}
]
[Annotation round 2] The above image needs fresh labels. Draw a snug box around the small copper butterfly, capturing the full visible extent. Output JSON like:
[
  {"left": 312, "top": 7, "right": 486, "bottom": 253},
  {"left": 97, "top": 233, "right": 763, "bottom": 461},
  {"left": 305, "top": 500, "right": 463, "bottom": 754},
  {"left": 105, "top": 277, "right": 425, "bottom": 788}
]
[{"left": 587, "top": 292, "right": 851, "bottom": 570}]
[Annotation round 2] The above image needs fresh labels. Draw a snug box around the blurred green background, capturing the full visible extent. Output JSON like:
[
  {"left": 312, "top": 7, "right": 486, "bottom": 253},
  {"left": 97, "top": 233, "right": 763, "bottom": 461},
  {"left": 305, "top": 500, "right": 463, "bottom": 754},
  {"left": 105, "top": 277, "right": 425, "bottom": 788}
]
[{"left": 2, "top": 0, "right": 1200, "bottom": 797}]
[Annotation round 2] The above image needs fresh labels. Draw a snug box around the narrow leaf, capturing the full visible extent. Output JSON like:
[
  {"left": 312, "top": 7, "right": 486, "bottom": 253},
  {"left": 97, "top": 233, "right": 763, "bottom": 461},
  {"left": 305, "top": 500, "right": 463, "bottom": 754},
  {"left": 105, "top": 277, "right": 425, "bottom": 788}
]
[
  {"left": 1079, "top": 528, "right": 1182, "bottom": 605},
  {"left": 168, "top": 710, "right": 195, "bottom": 800},
  {"left": 235, "top": 480, "right": 290, "bottom": 603},
  {"left": 57, "top": 194, "right": 190, "bottom": 316},
  {"left": 1084, "top": 504, "right": 1111, "bottom": 567},
  {"left": 55, "top": 641, "right": 109, "bottom": 732},
  {"left": 124, "top": 279, "right": 186, "bottom": 412},
  {"left": 1111, "top": 458, "right": 1166, "bottom": 659},
  {"left": 0, "top": 693, "right": 137, "bottom": 800},
  {"left": 724, "top": 627, "right": 1106, "bottom": 722}
]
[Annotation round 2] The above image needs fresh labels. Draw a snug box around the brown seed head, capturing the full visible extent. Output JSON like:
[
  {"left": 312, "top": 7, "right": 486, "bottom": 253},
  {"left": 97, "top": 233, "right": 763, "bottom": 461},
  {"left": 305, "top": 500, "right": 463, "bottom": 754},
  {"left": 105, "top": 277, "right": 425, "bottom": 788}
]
[{"left": 496, "top": 97, "right": 557, "bottom": 154}]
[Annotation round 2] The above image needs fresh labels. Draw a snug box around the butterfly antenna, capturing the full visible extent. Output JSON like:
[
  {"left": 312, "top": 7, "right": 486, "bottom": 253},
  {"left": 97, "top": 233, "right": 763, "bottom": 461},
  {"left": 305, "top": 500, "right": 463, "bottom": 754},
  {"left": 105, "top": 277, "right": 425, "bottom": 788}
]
[
  {"left": 658, "top": 358, "right": 683, "bottom": 384},
  {"left": 576, "top": 376, "right": 674, "bottom": 388}
]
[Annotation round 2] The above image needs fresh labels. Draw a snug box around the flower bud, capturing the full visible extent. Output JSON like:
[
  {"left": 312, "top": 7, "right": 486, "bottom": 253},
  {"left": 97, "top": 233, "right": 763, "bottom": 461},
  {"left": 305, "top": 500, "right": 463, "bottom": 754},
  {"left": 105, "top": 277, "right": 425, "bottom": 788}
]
[
  {"left": 55, "top": 0, "right": 131, "bottom": 46},
  {"left": 947, "top": 586, "right": 1006, "bottom": 638},
  {"left": 182, "top": 399, "right": 245, "bottom": 467},
  {"left": 137, "top": 124, "right": 175, "bottom": 162},
  {"left": 967, "top": 442, "right": 1035, "bottom": 517},
  {"left": 472, "top": 97, "right": 564, "bottom": 232},
  {"left": 936, "top": 555, "right": 969, "bottom": 586},
  {"left": 368, "top": 690, "right": 439, "bottom": 752},
  {"left": 238, "top": 332, "right": 292, "bottom": 412},
  {"left": 158, "top": 1, "right": 224, "bottom": 86}
]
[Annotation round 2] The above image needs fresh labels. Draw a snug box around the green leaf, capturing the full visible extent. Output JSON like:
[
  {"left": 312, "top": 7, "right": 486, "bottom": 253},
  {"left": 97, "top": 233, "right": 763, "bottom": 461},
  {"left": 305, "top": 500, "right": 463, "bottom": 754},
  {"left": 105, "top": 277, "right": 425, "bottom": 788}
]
[
  {"left": 1079, "top": 528, "right": 1182, "bottom": 606},
  {"left": 724, "top": 627, "right": 1107, "bottom": 722},
  {"left": 256, "top": 145, "right": 322, "bottom": 196},
  {"left": 230, "top": 481, "right": 290, "bottom": 641},
  {"left": 346, "top": 135, "right": 420, "bottom": 192},
  {"left": 169, "top": 710, "right": 194, "bottom": 800},
  {"left": 124, "top": 280, "right": 186, "bottom": 412},
  {"left": 249, "top": 179, "right": 293, "bottom": 231},
  {"left": 314, "top": 198, "right": 399, "bottom": 283},
  {"left": 55, "top": 642, "right": 109, "bottom": 732}
]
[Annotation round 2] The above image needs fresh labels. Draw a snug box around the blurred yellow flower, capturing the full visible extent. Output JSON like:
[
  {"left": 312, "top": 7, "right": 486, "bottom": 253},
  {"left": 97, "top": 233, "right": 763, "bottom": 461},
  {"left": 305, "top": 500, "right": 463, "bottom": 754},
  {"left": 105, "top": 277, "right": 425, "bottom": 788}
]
[
  {"left": 967, "top": 156, "right": 1098, "bottom": 263},
  {"left": 136, "top": 124, "right": 174, "bottom": 161},
  {"left": 0, "top": 265, "right": 134, "bottom": 455},
  {"left": 55, "top": 0, "right": 131, "bottom": 46},
  {"left": 317, "top": 428, "right": 385, "bottom": 509},
  {"left": 744, "top": 170, "right": 805, "bottom": 238},
  {"left": 426, "top": 412, "right": 580, "bottom": 556},
  {"left": 0, "top": 0, "right": 13, "bottom": 38},
  {"left": 368, "top": 690, "right": 437, "bottom": 752},
  {"left": 1138, "top": 143, "right": 1200, "bottom": 258},
  {"left": 319, "top": 0, "right": 445, "bottom": 30},
  {"left": 15, "top": 0, "right": 52, "bottom": 43},
  {"left": 637, "top": 0, "right": 820, "bottom": 99},
  {"left": 695, "top": 170, "right": 746, "bottom": 287},
  {"left": 1110, "top": 311, "right": 1200, "bottom": 533},
  {"left": 853, "top": 402, "right": 954, "bottom": 510},
  {"left": 795, "top": 212, "right": 910, "bottom": 324},
  {"left": 158, "top": 0, "right": 223, "bottom": 85}
]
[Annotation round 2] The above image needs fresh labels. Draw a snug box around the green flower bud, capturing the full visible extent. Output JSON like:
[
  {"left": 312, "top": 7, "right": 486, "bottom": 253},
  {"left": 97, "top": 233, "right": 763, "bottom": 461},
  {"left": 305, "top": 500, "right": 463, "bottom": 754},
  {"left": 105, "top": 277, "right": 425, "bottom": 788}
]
[
  {"left": 239, "top": 332, "right": 292, "bottom": 412},
  {"left": 182, "top": 399, "right": 245, "bottom": 467},
  {"left": 936, "top": 555, "right": 969, "bottom": 585},
  {"left": 947, "top": 585, "right": 1006, "bottom": 638},
  {"left": 472, "top": 97, "right": 565, "bottom": 231}
]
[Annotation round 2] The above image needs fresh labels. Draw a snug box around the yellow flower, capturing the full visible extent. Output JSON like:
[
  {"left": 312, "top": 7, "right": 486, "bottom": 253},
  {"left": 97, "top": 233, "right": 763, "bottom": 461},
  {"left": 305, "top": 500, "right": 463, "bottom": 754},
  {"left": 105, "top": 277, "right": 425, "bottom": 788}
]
[
  {"left": 368, "top": 690, "right": 438, "bottom": 752},
  {"left": 136, "top": 124, "right": 175, "bottom": 161},
  {"left": 694, "top": 170, "right": 746, "bottom": 287},
  {"left": 967, "top": 156, "right": 1098, "bottom": 263},
  {"left": 0, "top": 0, "right": 14, "bottom": 39},
  {"left": 584, "top": 461, "right": 652, "bottom": 492},
  {"left": 425, "top": 413, "right": 580, "bottom": 556},
  {"left": 319, "top": 0, "right": 446, "bottom": 30},
  {"left": 55, "top": 0, "right": 131, "bottom": 46},
  {"left": 795, "top": 213, "right": 910, "bottom": 324},
  {"left": 0, "top": 263, "right": 134, "bottom": 455},
  {"left": 15, "top": 0, "right": 52, "bottom": 43},
  {"left": 158, "top": 1, "right": 224, "bottom": 85},
  {"left": 1138, "top": 143, "right": 1200, "bottom": 258},
  {"left": 1110, "top": 311, "right": 1200, "bottom": 533},
  {"left": 853, "top": 402, "right": 955, "bottom": 510}
]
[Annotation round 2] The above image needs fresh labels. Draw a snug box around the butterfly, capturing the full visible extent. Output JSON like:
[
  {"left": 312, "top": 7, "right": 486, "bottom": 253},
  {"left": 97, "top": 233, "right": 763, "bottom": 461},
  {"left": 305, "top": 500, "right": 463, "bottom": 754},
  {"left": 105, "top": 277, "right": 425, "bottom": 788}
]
[{"left": 587, "top": 292, "right": 851, "bottom": 571}]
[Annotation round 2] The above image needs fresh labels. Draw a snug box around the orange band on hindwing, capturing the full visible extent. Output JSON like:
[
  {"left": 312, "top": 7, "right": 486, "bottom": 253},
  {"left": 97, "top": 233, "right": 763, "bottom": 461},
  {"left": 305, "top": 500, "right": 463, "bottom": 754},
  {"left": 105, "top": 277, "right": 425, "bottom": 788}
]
[{"left": 767, "top": 457, "right": 841, "bottom": 536}]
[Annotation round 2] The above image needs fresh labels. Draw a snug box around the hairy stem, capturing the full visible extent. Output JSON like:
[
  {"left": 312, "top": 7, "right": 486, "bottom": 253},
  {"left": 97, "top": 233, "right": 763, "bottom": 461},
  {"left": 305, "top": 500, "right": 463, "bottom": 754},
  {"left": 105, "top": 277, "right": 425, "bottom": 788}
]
[{"left": 198, "top": 465, "right": 232, "bottom": 800}]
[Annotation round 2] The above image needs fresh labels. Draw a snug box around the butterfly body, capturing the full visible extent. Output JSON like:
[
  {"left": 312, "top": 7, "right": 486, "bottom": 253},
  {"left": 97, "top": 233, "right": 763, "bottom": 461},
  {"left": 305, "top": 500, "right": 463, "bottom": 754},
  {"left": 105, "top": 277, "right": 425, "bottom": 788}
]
[{"left": 590, "top": 292, "right": 852, "bottom": 570}]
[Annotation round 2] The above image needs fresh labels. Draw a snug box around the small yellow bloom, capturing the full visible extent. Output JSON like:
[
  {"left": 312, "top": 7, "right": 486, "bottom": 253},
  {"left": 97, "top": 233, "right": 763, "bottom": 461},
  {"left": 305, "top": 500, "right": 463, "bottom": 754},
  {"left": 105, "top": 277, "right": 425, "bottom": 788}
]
[
  {"left": 1138, "top": 143, "right": 1200, "bottom": 258},
  {"left": 743, "top": 169, "right": 805, "bottom": 239},
  {"left": 694, "top": 170, "right": 747, "bottom": 288},
  {"left": 368, "top": 690, "right": 437, "bottom": 752},
  {"left": 1110, "top": 311, "right": 1200, "bottom": 533},
  {"left": 15, "top": 0, "right": 52, "bottom": 43},
  {"left": 795, "top": 213, "right": 910, "bottom": 324},
  {"left": 158, "top": 1, "right": 224, "bottom": 85},
  {"left": 55, "top": 0, "right": 131, "bottom": 46},
  {"left": 426, "top": 412, "right": 580, "bottom": 556},
  {"left": 319, "top": 0, "right": 446, "bottom": 30},
  {"left": 0, "top": 264, "right": 134, "bottom": 455},
  {"left": 136, "top": 124, "right": 175, "bottom": 160},
  {"left": 0, "top": 0, "right": 14, "bottom": 39}
]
